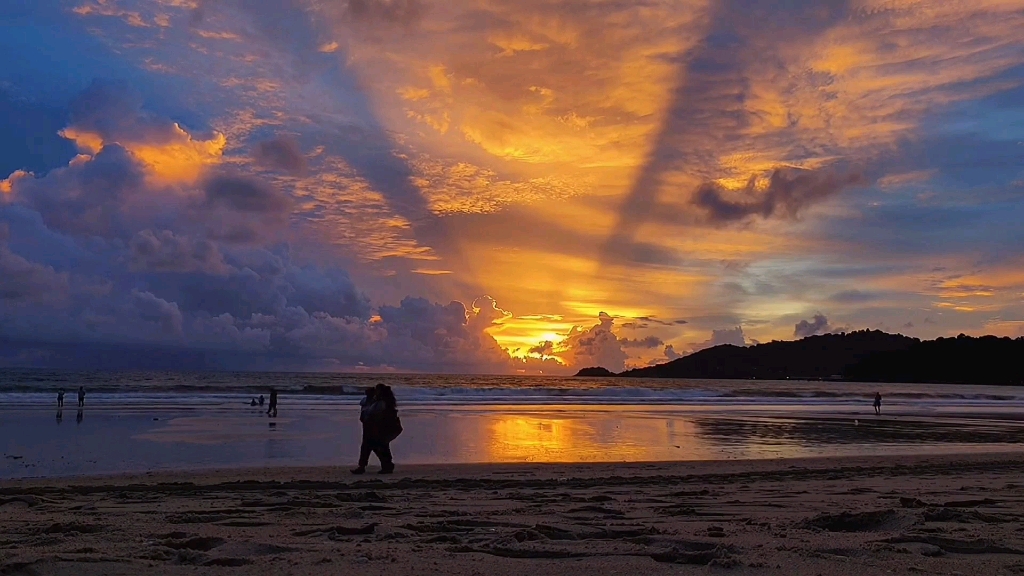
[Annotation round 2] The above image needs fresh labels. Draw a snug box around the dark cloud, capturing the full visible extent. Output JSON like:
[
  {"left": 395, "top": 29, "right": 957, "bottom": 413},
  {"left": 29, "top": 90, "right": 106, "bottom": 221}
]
[
  {"left": 604, "top": 0, "right": 851, "bottom": 249},
  {"left": 692, "top": 168, "right": 865, "bottom": 224},
  {"left": 203, "top": 174, "right": 291, "bottom": 213},
  {"left": 253, "top": 136, "right": 306, "bottom": 175},
  {"left": 529, "top": 340, "right": 554, "bottom": 356},
  {"left": 200, "top": 174, "right": 292, "bottom": 242},
  {"left": 794, "top": 313, "right": 832, "bottom": 338},
  {"left": 828, "top": 289, "right": 880, "bottom": 304},
  {"left": 128, "top": 229, "right": 230, "bottom": 274},
  {"left": 0, "top": 239, "right": 69, "bottom": 305},
  {"left": 619, "top": 335, "right": 664, "bottom": 349}
]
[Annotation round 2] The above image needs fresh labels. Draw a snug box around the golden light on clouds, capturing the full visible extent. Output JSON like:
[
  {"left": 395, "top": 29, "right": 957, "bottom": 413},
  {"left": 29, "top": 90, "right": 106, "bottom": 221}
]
[{"left": 53, "top": 0, "right": 1024, "bottom": 370}]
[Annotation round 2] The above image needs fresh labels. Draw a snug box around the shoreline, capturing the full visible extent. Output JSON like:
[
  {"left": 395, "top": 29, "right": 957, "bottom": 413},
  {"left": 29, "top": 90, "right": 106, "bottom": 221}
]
[{"left": 3, "top": 449, "right": 1021, "bottom": 487}]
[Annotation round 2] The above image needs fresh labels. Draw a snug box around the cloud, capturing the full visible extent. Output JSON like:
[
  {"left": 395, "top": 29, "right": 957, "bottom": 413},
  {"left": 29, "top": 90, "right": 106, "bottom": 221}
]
[
  {"left": 664, "top": 344, "right": 682, "bottom": 360},
  {"left": 129, "top": 289, "right": 185, "bottom": 337},
  {"left": 828, "top": 289, "right": 879, "bottom": 304},
  {"left": 544, "top": 312, "right": 629, "bottom": 372},
  {"left": 344, "top": 0, "right": 425, "bottom": 26},
  {"left": 12, "top": 144, "right": 146, "bottom": 239},
  {"left": 619, "top": 335, "right": 663, "bottom": 349},
  {"left": 692, "top": 168, "right": 865, "bottom": 224},
  {"left": 0, "top": 235, "right": 69, "bottom": 306},
  {"left": 253, "top": 136, "right": 307, "bottom": 175},
  {"left": 794, "top": 313, "right": 832, "bottom": 338},
  {"left": 199, "top": 173, "right": 293, "bottom": 242},
  {"left": 128, "top": 229, "right": 231, "bottom": 274},
  {"left": 690, "top": 326, "right": 747, "bottom": 353},
  {"left": 62, "top": 80, "right": 225, "bottom": 185}
]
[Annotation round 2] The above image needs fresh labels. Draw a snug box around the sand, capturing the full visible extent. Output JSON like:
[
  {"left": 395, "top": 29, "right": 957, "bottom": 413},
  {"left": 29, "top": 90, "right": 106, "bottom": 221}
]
[{"left": 3, "top": 453, "right": 1024, "bottom": 575}]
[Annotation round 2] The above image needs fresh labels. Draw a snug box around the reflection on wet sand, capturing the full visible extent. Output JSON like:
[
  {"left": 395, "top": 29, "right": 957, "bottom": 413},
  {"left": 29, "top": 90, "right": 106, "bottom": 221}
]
[
  {"left": 695, "top": 415, "right": 1024, "bottom": 450},
  {"left": 482, "top": 413, "right": 711, "bottom": 463},
  {"left": 6, "top": 406, "right": 1024, "bottom": 478}
]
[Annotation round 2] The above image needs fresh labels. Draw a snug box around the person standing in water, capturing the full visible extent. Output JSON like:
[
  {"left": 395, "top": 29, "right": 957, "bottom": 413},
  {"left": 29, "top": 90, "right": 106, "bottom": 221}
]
[
  {"left": 266, "top": 389, "right": 278, "bottom": 417},
  {"left": 352, "top": 384, "right": 402, "bottom": 475},
  {"left": 57, "top": 389, "right": 64, "bottom": 408},
  {"left": 873, "top": 392, "right": 882, "bottom": 415},
  {"left": 258, "top": 395, "right": 265, "bottom": 407},
  {"left": 77, "top": 386, "right": 86, "bottom": 408}
]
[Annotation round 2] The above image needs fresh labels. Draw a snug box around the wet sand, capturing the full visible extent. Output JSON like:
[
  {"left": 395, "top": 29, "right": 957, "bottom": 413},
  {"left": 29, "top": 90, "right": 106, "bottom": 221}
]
[
  {"left": 5, "top": 404, "right": 1024, "bottom": 478},
  {"left": 4, "top": 452, "right": 1024, "bottom": 574}
]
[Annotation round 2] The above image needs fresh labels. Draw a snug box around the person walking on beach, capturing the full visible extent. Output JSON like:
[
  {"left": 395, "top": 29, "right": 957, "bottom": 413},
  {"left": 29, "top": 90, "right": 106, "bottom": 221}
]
[
  {"left": 258, "top": 395, "right": 265, "bottom": 407},
  {"left": 57, "top": 389, "right": 64, "bottom": 408},
  {"left": 266, "top": 389, "right": 278, "bottom": 417},
  {"left": 352, "top": 384, "right": 402, "bottom": 475},
  {"left": 77, "top": 386, "right": 86, "bottom": 408},
  {"left": 873, "top": 392, "right": 882, "bottom": 415}
]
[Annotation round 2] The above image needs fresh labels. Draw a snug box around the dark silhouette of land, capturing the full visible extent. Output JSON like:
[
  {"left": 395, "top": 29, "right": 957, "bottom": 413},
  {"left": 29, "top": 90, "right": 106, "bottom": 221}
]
[
  {"left": 575, "top": 331, "right": 1024, "bottom": 385},
  {"left": 575, "top": 367, "right": 616, "bottom": 377}
]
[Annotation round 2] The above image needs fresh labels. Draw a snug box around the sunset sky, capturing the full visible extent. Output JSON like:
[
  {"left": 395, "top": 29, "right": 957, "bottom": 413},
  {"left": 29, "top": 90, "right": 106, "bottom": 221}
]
[{"left": 2, "top": 0, "right": 1023, "bottom": 373}]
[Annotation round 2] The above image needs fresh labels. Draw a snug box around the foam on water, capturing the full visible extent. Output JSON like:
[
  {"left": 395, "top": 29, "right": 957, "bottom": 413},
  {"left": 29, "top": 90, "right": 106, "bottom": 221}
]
[{"left": 3, "top": 369, "right": 1024, "bottom": 413}]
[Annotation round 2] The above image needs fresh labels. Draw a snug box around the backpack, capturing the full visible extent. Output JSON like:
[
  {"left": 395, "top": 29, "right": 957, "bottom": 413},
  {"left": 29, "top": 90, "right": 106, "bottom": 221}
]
[{"left": 382, "top": 411, "right": 403, "bottom": 442}]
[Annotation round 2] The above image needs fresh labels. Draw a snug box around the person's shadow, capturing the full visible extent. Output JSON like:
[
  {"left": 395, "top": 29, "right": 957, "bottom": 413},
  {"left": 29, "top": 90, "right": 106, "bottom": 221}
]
[
  {"left": 56, "top": 410, "right": 63, "bottom": 424},
  {"left": 76, "top": 409, "right": 83, "bottom": 425}
]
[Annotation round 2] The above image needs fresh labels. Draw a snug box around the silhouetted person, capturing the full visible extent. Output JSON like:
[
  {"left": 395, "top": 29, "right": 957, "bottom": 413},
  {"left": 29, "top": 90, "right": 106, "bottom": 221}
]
[
  {"left": 258, "top": 395, "right": 265, "bottom": 407},
  {"left": 57, "top": 389, "right": 64, "bottom": 408},
  {"left": 76, "top": 408, "right": 83, "bottom": 424},
  {"left": 267, "top": 389, "right": 278, "bottom": 417},
  {"left": 77, "top": 386, "right": 85, "bottom": 408},
  {"left": 874, "top": 392, "right": 882, "bottom": 415},
  {"left": 352, "top": 384, "right": 402, "bottom": 475},
  {"left": 250, "top": 398, "right": 258, "bottom": 406}
]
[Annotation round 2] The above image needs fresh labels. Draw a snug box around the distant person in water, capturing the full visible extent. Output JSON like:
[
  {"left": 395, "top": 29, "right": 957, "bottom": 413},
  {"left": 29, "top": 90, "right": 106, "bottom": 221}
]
[
  {"left": 267, "top": 389, "right": 278, "bottom": 417},
  {"left": 77, "top": 386, "right": 85, "bottom": 408},
  {"left": 57, "top": 389, "right": 64, "bottom": 408},
  {"left": 250, "top": 398, "right": 258, "bottom": 406},
  {"left": 874, "top": 392, "right": 882, "bottom": 415},
  {"left": 258, "top": 395, "right": 265, "bottom": 407},
  {"left": 352, "top": 384, "right": 402, "bottom": 475}
]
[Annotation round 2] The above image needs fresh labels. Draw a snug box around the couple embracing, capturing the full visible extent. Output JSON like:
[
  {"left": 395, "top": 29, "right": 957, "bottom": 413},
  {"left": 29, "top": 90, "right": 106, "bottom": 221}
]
[{"left": 351, "top": 384, "right": 403, "bottom": 475}]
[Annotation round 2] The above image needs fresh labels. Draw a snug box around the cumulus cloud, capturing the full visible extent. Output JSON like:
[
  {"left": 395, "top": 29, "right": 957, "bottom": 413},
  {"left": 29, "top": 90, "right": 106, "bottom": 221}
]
[
  {"left": 545, "top": 312, "right": 629, "bottom": 372},
  {"left": 794, "top": 313, "right": 829, "bottom": 338},
  {"left": 664, "top": 344, "right": 682, "bottom": 360},
  {"left": 794, "top": 313, "right": 841, "bottom": 338},
  {"left": 128, "top": 229, "right": 230, "bottom": 274},
  {"left": 692, "top": 168, "right": 864, "bottom": 224},
  {"left": 61, "top": 80, "right": 224, "bottom": 185},
  {"left": 689, "top": 326, "right": 748, "bottom": 353},
  {"left": 0, "top": 241, "right": 69, "bottom": 305}
]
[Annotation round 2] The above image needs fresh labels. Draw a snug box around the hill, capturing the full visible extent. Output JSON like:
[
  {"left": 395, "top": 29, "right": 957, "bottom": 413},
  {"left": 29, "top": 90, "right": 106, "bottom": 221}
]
[{"left": 588, "top": 330, "right": 1024, "bottom": 385}]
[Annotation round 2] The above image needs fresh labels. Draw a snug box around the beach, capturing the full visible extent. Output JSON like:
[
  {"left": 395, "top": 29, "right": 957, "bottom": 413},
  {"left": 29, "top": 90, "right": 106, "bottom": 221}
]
[
  {"left": 5, "top": 373, "right": 1024, "bottom": 573},
  {"left": 4, "top": 453, "right": 1024, "bottom": 574}
]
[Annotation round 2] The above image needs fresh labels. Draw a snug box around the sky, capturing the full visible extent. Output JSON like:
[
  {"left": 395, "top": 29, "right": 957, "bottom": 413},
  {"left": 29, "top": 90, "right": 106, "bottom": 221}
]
[{"left": 1, "top": 0, "right": 1023, "bottom": 373}]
